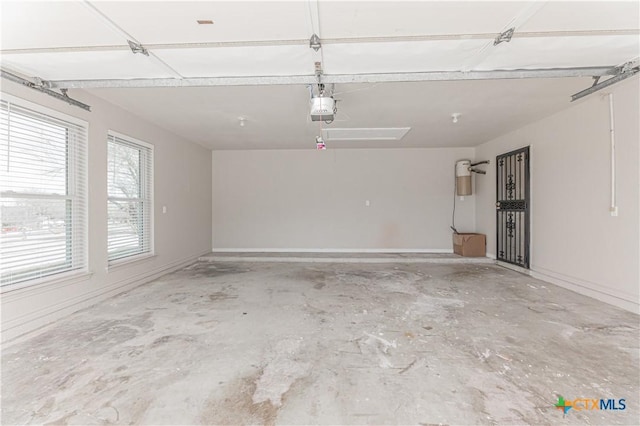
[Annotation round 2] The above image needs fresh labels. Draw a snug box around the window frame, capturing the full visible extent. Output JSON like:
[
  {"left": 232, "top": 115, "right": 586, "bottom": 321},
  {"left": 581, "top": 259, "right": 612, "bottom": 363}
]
[
  {"left": 106, "top": 130, "right": 154, "bottom": 266},
  {"left": 0, "top": 93, "right": 89, "bottom": 291}
]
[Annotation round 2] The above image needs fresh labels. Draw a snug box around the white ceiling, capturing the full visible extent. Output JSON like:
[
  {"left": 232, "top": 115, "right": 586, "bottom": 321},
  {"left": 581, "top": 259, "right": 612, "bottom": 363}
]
[
  {"left": 87, "top": 77, "right": 593, "bottom": 149},
  {"left": 1, "top": 1, "right": 639, "bottom": 150}
]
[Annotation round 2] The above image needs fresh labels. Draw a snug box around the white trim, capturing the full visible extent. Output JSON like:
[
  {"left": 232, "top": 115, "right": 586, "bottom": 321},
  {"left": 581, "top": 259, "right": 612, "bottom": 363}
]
[
  {"left": 495, "top": 256, "right": 638, "bottom": 314},
  {"left": 495, "top": 259, "right": 639, "bottom": 314},
  {"left": 1, "top": 94, "right": 89, "bottom": 288},
  {"left": 106, "top": 131, "right": 155, "bottom": 264},
  {"left": 201, "top": 255, "right": 492, "bottom": 264},
  {"left": 0, "top": 192, "right": 71, "bottom": 200},
  {"left": 148, "top": 142, "right": 155, "bottom": 258},
  {"left": 1, "top": 250, "right": 209, "bottom": 346},
  {"left": 107, "top": 130, "right": 155, "bottom": 150},
  {"left": 211, "top": 248, "right": 454, "bottom": 253},
  {"left": 0, "top": 271, "right": 93, "bottom": 296},
  {"left": 107, "top": 253, "right": 156, "bottom": 271},
  {"left": 0, "top": 92, "right": 88, "bottom": 127},
  {"left": 107, "top": 196, "right": 148, "bottom": 202},
  {"left": 496, "top": 260, "right": 531, "bottom": 275}
]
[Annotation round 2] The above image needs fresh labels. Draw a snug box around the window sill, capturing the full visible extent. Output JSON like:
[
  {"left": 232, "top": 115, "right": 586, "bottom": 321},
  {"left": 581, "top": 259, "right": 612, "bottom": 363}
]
[
  {"left": 107, "top": 253, "right": 156, "bottom": 272},
  {"left": 0, "top": 270, "right": 93, "bottom": 295}
]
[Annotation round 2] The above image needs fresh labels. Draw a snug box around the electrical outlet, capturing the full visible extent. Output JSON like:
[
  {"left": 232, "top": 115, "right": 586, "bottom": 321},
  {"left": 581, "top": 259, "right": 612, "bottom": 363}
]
[
  {"left": 162, "top": 206, "right": 167, "bottom": 214},
  {"left": 365, "top": 200, "right": 370, "bottom": 207},
  {"left": 610, "top": 206, "right": 618, "bottom": 216}
]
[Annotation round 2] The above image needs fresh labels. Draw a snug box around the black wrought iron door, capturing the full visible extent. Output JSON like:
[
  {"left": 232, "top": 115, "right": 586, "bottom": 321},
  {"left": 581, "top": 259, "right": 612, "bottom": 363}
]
[{"left": 496, "top": 147, "right": 530, "bottom": 268}]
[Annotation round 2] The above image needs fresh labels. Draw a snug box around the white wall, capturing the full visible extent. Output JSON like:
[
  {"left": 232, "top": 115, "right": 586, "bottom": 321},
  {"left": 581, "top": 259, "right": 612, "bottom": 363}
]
[
  {"left": 212, "top": 148, "right": 476, "bottom": 251},
  {"left": 475, "top": 76, "right": 640, "bottom": 313},
  {"left": 1, "top": 80, "right": 212, "bottom": 342},
  {"left": 4, "top": 76, "right": 635, "bottom": 342}
]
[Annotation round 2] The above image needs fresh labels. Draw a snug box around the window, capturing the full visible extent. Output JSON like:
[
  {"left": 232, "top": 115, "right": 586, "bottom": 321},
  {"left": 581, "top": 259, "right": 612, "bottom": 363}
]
[
  {"left": 107, "top": 132, "right": 153, "bottom": 264},
  {"left": 0, "top": 97, "right": 87, "bottom": 287}
]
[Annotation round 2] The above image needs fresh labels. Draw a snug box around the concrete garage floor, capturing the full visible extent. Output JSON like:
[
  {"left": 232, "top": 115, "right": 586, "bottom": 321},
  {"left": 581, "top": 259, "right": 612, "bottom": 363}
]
[{"left": 1, "top": 260, "right": 638, "bottom": 425}]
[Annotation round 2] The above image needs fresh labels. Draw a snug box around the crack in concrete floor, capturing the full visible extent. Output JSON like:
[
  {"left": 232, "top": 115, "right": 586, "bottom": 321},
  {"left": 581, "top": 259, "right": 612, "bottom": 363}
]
[{"left": 1, "top": 261, "right": 638, "bottom": 425}]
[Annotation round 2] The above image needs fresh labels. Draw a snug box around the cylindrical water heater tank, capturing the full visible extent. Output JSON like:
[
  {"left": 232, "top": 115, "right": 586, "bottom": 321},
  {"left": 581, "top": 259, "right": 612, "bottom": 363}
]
[{"left": 456, "top": 160, "right": 472, "bottom": 196}]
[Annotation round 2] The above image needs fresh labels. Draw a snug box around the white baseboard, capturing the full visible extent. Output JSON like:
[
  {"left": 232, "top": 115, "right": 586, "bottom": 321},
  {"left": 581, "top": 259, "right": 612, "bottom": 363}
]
[
  {"left": 1, "top": 250, "right": 209, "bottom": 346},
  {"left": 496, "top": 260, "right": 531, "bottom": 275},
  {"left": 201, "top": 255, "right": 493, "bottom": 264},
  {"left": 456, "top": 257, "right": 638, "bottom": 314},
  {"left": 529, "top": 266, "right": 639, "bottom": 314},
  {"left": 211, "top": 248, "right": 454, "bottom": 253}
]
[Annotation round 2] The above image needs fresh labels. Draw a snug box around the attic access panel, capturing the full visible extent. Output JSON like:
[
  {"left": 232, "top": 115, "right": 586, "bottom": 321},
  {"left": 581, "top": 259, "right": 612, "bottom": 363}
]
[{"left": 321, "top": 127, "right": 411, "bottom": 142}]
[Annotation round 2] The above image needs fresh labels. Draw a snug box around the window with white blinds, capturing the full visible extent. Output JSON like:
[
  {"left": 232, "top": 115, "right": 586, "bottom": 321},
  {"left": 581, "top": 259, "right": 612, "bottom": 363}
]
[
  {"left": 0, "top": 97, "right": 88, "bottom": 287},
  {"left": 107, "top": 132, "right": 153, "bottom": 264}
]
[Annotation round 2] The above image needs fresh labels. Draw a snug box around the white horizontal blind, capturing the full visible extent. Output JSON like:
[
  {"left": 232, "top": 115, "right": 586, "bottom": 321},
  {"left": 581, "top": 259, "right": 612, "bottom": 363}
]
[
  {"left": 0, "top": 99, "right": 87, "bottom": 287},
  {"left": 107, "top": 133, "right": 153, "bottom": 263}
]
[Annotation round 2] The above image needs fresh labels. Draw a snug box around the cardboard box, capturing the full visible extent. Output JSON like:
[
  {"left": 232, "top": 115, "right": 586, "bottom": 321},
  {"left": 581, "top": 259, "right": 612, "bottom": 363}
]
[{"left": 453, "top": 233, "right": 486, "bottom": 257}]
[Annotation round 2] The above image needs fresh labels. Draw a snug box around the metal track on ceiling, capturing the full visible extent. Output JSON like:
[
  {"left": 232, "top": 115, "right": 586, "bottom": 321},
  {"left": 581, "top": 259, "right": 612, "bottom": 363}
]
[
  {"left": 2, "top": 29, "right": 638, "bottom": 55},
  {"left": 43, "top": 67, "right": 618, "bottom": 89},
  {"left": 1, "top": 69, "right": 91, "bottom": 111}
]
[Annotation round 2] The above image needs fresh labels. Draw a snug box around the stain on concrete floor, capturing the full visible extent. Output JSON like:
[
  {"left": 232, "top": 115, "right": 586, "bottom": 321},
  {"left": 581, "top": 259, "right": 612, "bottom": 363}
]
[{"left": 1, "top": 261, "right": 638, "bottom": 425}]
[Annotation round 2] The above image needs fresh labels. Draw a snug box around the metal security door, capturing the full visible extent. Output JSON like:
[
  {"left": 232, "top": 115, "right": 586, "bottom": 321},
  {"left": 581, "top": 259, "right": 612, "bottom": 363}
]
[{"left": 496, "top": 147, "right": 530, "bottom": 268}]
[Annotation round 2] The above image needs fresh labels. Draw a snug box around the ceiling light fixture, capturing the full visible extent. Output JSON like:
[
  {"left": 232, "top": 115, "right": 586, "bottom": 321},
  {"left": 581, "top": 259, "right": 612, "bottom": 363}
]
[
  {"left": 451, "top": 113, "right": 461, "bottom": 124},
  {"left": 197, "top": 20, "right": 214, "bottom": 25}
]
